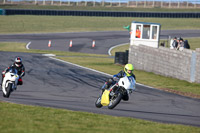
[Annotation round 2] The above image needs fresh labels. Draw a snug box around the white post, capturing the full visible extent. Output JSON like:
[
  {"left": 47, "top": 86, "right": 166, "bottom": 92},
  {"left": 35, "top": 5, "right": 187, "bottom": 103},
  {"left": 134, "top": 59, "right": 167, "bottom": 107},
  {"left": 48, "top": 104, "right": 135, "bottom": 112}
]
[
  {"left": 136, "top": 0, "right": 138, "bottom": 7},
  {"left": 3, "top": 0, "right": 6, "bottom": 4},
  {"left": 152, "top": 0, "right": 154, "bottom": 7},
  {"left": 178, "top": 0, "right": 180, "bottom": 8},
  {"left": 144, "top": 0, "right": 146, "bottom": 7},
  {"left": 102, "top": 0, "right": 104, "bottom": 6},
  {"left": 68, "top": 0, "right": 70, "bottom": 6},
  {"left": 135, "top": 0, "right": 137, "bottom": 7},
  {"left": 161, "top": 0, "right": 163, "bottom": 8},
  {"left": 51, "top": 0, "right": 53, "bottom": 5},
  {"left": 43, "top": 0, "right": 45, "bottom": 5},
  {"left": 93, "top": 0, "right": 95, "bottom": 7}
]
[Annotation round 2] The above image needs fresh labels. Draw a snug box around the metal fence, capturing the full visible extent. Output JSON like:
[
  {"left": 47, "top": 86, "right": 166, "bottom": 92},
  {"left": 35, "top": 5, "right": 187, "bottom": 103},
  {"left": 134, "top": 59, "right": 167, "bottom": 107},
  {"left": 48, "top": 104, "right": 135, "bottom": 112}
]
[
  {"left": 3, "top": 9, "right": 200, "bottom": 17},
  {"left": 0, "top": 0, "right": 200, "bottom": 8}
]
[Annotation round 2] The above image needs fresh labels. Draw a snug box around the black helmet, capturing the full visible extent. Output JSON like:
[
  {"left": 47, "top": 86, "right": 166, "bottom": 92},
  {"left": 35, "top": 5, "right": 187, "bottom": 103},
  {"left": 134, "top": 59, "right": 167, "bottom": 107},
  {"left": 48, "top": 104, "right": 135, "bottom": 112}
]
[
  {"left": 15, "top": 57, "right": 22, "bottom": 67},
  {"left": 180, "top": 37, "right": 183, "bottom": 41}
]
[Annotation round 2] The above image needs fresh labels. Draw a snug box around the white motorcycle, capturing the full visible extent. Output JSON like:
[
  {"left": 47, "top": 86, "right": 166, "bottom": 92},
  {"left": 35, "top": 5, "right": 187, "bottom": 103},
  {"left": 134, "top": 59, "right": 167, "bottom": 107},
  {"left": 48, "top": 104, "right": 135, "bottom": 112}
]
[
  {"left": 95, "top": 76, "right": 136, "bottom": 109},
  {"left": 2, "top": 68, "right": 19, "bottom": 98}
]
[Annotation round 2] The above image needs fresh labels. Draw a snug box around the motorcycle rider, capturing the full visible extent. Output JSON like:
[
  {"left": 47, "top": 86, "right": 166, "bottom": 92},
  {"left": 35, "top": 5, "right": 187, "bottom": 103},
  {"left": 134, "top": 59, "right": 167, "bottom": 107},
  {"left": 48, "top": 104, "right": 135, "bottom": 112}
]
[
  {"left": 1, "top": 57, "right": 25, "bottom": 86},
  {"left": 101, "top": 64, "right": 136, "bottom": 101}
]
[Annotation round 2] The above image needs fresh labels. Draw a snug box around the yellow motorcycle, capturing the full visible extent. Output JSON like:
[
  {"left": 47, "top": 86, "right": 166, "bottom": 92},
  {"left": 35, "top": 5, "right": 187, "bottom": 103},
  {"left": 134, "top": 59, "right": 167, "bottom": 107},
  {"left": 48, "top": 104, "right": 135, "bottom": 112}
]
[{"left": 95, "top": 76, "right": 136, "bottom": 109}]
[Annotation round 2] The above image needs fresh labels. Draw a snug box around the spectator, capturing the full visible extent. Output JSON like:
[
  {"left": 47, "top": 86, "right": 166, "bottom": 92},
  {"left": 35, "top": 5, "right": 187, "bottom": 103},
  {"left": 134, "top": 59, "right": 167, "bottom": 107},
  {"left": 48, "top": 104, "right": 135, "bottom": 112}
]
[
  {"left": 184, "top": 39, "right": 190, "bottom": 49},
  {"left": 135, "top": 26, "right": 141, "bottom": 38},
  {"left": 170, "top": 37, "right": 178, "bottom": 49},
  {"left": 176, "top": 37, "right": 185, "bottom": 51}
]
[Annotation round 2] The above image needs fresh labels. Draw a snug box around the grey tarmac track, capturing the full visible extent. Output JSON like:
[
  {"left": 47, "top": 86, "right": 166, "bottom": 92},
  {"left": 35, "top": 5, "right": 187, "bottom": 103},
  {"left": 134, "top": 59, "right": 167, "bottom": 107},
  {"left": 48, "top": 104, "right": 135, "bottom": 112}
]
[
  {"left": 0, "top": 30, "right": 200, "bottom": 55},
  {"left": 0, "top": 51, "right": 200, "bottom": 127}
]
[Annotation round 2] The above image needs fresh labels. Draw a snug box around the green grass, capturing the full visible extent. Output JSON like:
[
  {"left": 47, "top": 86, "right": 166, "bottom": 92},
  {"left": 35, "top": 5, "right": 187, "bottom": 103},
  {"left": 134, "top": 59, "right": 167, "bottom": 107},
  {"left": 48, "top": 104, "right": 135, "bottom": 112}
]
[
  {"left": 1, "top": 5, "right": 200, "bottom": 12},
  {"left": 0, "top": 15, "right": 200, "bottom": 34},
  {"left": 187, "top": 38, "right": 200, "bottom": 50},
  {"left": 0, "top": 102, "right": 199, "bottom": 133},
  {"left": 111, "top": 44, "right": 130, "bottom": 56}
]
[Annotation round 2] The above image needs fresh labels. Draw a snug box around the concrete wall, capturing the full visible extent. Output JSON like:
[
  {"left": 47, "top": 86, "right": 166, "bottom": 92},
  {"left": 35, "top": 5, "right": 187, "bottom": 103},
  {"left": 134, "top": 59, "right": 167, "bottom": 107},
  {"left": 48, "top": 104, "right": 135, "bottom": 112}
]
[
  {"left": 129, "top": 45, "right": 200, "bottom": 83},
  {"left": 195, "top": 49, "right": 200, "bottom": 83}
]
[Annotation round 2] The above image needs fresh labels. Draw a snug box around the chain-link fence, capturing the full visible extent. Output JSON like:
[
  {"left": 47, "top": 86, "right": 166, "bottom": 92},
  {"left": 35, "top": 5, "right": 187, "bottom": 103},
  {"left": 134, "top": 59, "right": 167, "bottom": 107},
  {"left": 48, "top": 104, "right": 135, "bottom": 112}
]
[{"left": 0, "top": 0, "right": 200, "bottom": 8}]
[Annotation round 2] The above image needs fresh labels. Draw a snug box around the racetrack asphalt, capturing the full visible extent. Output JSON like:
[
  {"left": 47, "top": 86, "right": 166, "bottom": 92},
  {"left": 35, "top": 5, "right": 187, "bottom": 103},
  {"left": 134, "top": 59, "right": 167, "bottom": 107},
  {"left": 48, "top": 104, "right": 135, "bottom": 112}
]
[{"left": 0, "top": 30, "right": 200, "bottom": 127}]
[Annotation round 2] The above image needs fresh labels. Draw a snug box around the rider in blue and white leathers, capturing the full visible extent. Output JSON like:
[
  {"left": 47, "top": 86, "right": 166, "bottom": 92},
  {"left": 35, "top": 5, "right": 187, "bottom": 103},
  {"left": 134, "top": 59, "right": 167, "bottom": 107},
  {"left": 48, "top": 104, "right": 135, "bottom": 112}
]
[{"left": 102, "top": 64, "right": 136, "bottom": 101}]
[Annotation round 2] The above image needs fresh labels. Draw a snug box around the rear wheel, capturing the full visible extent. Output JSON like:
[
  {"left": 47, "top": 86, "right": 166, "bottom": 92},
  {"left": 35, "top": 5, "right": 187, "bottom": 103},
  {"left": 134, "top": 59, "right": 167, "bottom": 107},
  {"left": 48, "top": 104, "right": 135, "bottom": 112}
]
[{"left": 108, "top": 92, "right": 122, "bottom": 109}]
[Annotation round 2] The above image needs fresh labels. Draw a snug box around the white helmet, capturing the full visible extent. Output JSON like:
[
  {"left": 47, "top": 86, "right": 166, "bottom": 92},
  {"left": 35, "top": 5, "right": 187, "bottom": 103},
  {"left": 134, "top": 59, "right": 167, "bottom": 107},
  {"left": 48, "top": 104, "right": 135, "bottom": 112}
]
[{"left": 15, "top": 57, "right": 22, "bottom": 67}]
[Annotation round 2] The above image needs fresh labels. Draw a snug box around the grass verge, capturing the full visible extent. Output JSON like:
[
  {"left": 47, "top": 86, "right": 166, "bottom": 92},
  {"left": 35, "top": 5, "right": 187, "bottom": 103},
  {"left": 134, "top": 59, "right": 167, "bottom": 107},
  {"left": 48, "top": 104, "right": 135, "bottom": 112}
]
[
  {"left": 0, "top": 101, "right": 200, "bottom": 133},
  {"left": 0, "top": 15, "right": 200, "bottom": 34}
]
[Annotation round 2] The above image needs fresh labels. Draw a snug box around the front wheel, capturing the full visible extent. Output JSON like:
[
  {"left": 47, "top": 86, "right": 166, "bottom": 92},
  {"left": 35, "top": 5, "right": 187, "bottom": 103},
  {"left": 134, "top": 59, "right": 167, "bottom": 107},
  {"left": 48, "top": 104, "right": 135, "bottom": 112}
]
[
  {"left": 95, "top": 96, "right": 103, "bottom": 108},
  {"left": 108, "top": 92, "right": 122, "bottom": 109},
  {"left": 3, "top": 83, "right": 12, "bottom": 98}
]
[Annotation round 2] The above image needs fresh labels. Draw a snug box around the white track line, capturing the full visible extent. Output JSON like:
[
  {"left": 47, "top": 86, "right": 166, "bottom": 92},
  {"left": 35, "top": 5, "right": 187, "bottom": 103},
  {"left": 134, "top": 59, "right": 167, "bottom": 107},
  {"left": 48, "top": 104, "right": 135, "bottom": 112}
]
[
  {"left": 26, "top": 42, "right": 31, "bottom": 50},
  {"left": 108, "top": 43, "right": 129, "bottom": 56}
]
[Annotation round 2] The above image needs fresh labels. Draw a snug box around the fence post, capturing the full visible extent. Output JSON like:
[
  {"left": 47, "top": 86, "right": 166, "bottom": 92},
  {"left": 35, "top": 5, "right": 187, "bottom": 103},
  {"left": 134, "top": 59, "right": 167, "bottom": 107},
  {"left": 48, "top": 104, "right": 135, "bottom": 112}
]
[
  {"left": 144, "top": 0, "right": 146, "bottom": 7},
  {"left": 68, "top": 0, "right": 70, "bottom": 6},
  {"left": 152, "top": 0, "right": 155, "bottom": 7},
  {"left": 102, "top": 0, "right": 104, "bottom": 6},
  {"left": 178, "top": 0, "right": 180, "bottom": 8},
  {"left": 190, "top": 52, "right": 197, "bottom": 83},
  {"left": 136, "top": 0, "right": 138, "bottom": 7},
  {"left": 43, "top": 0, "right": 45, "bottom": 5},
  {"left": 127, "top": 0, "right": 129, "bottom": 7},
  {"left": 93, "top": 0, "right": 95, "bottom": 7}
]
